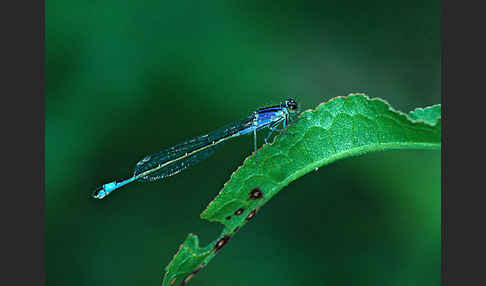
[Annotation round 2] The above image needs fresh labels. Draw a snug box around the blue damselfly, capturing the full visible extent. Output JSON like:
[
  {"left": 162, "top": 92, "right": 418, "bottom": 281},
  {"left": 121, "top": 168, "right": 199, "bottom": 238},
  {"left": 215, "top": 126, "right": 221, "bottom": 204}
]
[{"left": 92, "top": 98, "right": 299, "bottom": 199}]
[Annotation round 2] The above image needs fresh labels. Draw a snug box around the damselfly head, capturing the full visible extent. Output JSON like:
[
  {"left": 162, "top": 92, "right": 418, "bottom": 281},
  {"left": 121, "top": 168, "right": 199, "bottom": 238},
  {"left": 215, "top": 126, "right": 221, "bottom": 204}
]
[{"left": 285, "top": 97, "right": 298, "bottom": 111}]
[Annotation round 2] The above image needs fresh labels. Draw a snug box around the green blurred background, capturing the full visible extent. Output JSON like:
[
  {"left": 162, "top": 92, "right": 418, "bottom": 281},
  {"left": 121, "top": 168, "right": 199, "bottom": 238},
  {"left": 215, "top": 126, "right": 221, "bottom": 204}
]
[{"left": 46, "top": 1, "right": 440, "bottom": 285}]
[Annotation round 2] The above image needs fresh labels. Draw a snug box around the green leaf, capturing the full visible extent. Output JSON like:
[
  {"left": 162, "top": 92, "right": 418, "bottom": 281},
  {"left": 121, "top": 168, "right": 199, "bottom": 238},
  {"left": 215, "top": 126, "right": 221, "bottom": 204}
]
[{"left": 162, "top": 93, "right": 441, "bottom": 286}]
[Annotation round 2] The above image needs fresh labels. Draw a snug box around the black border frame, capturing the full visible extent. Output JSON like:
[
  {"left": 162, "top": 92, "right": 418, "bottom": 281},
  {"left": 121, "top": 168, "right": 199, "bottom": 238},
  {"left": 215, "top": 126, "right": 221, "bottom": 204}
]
[
  {"left": 442, "top": 0, "right": 486, "bottom": 285},
  {"left": 3, "top": 0, "right": 45, "bottom": 285},
  {"left": 5, "top": 0, "right": 486, "bottom": 284}
]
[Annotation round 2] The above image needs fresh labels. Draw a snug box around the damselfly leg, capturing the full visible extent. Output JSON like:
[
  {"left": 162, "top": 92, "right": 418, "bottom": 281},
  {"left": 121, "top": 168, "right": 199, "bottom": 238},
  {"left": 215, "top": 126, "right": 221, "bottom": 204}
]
[
  {"left": 253, "top": 129, "right": 257, "bottom": 154},
  {"left": 264, "top": 111, "right": 300, "bottom": 144}
]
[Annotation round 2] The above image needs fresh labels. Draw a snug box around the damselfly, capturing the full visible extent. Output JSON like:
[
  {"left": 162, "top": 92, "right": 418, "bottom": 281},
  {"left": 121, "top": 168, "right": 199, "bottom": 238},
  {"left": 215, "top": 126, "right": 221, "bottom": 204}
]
[{"left": 92, "top": 98, "right": 299, "bottom": 199}]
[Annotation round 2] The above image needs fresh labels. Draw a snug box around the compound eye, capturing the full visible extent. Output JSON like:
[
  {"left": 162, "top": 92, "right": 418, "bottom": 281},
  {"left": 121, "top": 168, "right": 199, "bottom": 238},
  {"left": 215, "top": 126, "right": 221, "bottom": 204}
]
[{"left": 286, "top": 98, "right": 298, "bottom": 111}]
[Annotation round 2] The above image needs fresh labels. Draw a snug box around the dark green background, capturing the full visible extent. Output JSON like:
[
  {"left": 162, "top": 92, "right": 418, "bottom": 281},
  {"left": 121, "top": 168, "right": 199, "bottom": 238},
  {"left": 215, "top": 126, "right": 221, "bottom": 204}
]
[{"left": 46, "top": 1, "right": 440, "bottom": 285}]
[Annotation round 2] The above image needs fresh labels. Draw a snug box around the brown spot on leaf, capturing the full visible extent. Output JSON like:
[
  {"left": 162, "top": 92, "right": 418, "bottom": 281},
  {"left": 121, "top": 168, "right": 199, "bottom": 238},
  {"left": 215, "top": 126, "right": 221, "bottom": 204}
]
[
  {"left": 245, "top": 209, "right": 257, "bottom": 221},
  {"left": 234, "top": 208, "right": 244, "bottom": 216},
  {"left": 214, "top": 235, "right": 231, "bottom": 252},
  {"left": 233, "top": 226, "right": 240, "bottom": 233},
  {"left": 179, "top": 267, "right": 201, "bottom": 286},
  {"left": 170, "top": 277, "right": 176, "bottom": 285},
  {"left": 249, "top": 188, "right": 263, "bottom": 200},
  {"left": 225, "top": 216, "right": 231, "bottom": 220},
  {"left": 179, "top": 274, "right": 193, "bottom": 286}
]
